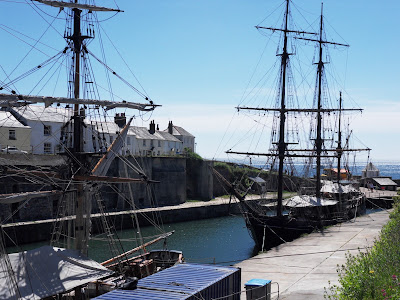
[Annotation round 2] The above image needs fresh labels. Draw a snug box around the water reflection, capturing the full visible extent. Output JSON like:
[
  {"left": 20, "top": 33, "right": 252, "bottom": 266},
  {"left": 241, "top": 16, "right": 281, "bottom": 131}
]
[{"left": 7, "top": 215, "right": 257, "bottom": 266}]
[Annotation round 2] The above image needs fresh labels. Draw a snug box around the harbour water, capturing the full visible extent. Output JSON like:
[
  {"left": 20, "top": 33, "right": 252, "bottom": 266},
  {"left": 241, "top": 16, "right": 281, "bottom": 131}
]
[
  {"left": 90, "top": 215, "right": 257, "bottom": 265},
  {"left": 7, "top": 215, "right": 257, "bottom": 266},
  {"left": 7, "top": 209, "right": 385, "bottom": 265}
]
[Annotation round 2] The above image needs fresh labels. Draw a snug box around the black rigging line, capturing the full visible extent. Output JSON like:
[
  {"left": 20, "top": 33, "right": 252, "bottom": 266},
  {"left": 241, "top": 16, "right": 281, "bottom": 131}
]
[
  {"left": 85, "top": 48, "right": 151, "bottom": 102},
  {"left": 29, "top": 52, "right": 64, "bottom": 95},
  {"left": 0, "top": 24, "right": 60, "bottom": 53},
  {"left": 92, "top": 12, "right": 114, "bottom": 102},
  {"left": 256, "top": 1, "right": 285, "bottom": 27},
  {"left": 97, "top": 22, "right": 151, "bottom": 100},
  {"left": 0, "top": 22, "right": 60, "bottom": 86},
  {"left": 25, "top": 0, "right": 66, "bottom": 36},
  {"left": 28, "top": 0, "right": 65, "bottom": 20},
  {"left": 51, "top": 53, "right": 66, "bottom": 96},
  {"left": 0, "top": 51, "right": 64, "bottom": 92},
  {"left": 0, "top": 66, "right": 21, "bottom": 96}
]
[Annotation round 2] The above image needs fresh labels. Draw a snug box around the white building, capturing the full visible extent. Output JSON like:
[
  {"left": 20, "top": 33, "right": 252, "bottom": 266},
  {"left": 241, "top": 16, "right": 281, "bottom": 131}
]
[
  {"left": 128, "top": 122, "right": 183, "bottom": 156},
  {"left": 0, "top": 111, "right": 31, "bottom": 153},
  {"left": 362, "top": 162, "right": 380, "bottom": 179},
  {"left": 0, "top": 106, "right": 193, "bottom": 156},
  {"left": 165, "top": 121, "right": 195, "bottom": 152},
  {"left": 10, "top": 106, "right": 73, "bottom": 154}
]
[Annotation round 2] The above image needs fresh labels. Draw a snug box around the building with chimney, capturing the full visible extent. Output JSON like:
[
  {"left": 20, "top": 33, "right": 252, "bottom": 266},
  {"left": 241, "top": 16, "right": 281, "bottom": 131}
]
[
  {"left": 165, "top": 121, "right": 195, "bottom": 152},
  {"left": 0, "top": 105, "right": 194, "bottom": 157}
]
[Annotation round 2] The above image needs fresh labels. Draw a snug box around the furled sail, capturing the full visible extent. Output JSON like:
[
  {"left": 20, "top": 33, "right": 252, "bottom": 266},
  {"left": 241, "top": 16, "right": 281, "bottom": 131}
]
[
  {"left": 33, "top": 0, "right": 123, "bottom": 12},
  {"left": 0, "top": 94, "right": 158, "bottom": 112}
]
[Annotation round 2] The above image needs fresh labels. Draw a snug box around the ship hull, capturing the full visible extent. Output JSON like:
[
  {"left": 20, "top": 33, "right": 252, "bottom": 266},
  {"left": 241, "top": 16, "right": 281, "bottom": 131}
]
[
  {"left": 244, "top": 213, "right": 318, "bottom": 250},
  {"left": 243, "top": 195, "right": 366, "bottom": 251}
]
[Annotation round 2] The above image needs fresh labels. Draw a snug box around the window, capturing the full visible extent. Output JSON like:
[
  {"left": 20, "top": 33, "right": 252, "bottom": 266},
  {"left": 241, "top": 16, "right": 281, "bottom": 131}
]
[
  {"left": 44, "top": 143, "right": 52, "bottom": 154},
  {"left": 44, "top": 125, "right": 51, "bottom": 136},
  {"left": 151, "top": 140, "right": 154, "bottom": 147},
  {"left": 127, "top": 137, "right": 131, "bottom": 145},
  {"left": 9, "top": 130, "right": 16, "bottom": 140},
  {"left": 143, "top": 140, "right": 146, "bottom": 146},
  {"left": 109, "top": 136, "right": 113, "bottom": 144},
  {"left": 158, "top": 140, "right": 161, "bottom": 147}
]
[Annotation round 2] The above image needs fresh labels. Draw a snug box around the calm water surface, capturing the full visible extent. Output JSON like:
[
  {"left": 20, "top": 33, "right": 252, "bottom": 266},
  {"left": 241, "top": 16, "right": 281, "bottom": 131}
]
[
  {"left": 7, "top": 209, "right": 383, "bottom": 264},
  {"left": 7, "top": 215, "right": 257, "bottom": 266},
  {"left": 90, "top": 215, "right": 257, "bottom": 265}
]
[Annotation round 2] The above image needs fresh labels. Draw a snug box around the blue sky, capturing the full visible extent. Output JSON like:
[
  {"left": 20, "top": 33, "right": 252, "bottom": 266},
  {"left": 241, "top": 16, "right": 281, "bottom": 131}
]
[{"left": 0, "top": 0, "right": 399, "bottom": 162}]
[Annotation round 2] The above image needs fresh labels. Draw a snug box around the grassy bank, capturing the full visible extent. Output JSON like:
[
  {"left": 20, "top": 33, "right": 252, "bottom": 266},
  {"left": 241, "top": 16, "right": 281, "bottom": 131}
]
[{"left": 325, "top": 199, "right": 400, "bottom": 299}]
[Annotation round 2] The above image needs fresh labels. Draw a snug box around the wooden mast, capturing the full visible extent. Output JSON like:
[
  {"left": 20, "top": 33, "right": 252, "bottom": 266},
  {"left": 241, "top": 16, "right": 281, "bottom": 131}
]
[
  {"left": 296, "top": 3, "right": 349, "bottom": 199},
  {"left": 230, "top": 0, "right": 316, "bottom": 218},
  {"left": 315, "top": 3, "right": 324, "bottom": 198},
  {"left": 337, "top": 92, "right": 343, "bottom": 210},
  {"left": 69, "top": 4, "right": 88, "bottom": 255},
  {"left": 2, "top": 0, "right": 159, "bottom": 258},
  {"left": 275, "top": 0, "right": 290, "bottom": 218}
]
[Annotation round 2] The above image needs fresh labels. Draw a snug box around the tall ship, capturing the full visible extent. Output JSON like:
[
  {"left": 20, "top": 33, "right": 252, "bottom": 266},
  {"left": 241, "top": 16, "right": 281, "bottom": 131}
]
[
  {"left": 218, "top": 0, "right": 370, "bottom": 250},
  {"left": 0, "top": 1, "right": 182, "bottom": 298}
]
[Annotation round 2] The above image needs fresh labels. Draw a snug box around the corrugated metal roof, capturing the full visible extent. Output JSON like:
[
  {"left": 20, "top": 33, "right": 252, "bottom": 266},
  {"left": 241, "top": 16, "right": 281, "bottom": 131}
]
[
  {"left": 138, "top": 263, "right": 238, "bottom": 294},
  {"left": 372, "top": 177, "right": 397, "bottom": 186},
  {"left": 95, "top": 288, "right": 188, "bottom": 300},
  {"left": 93, "top": 264, "right": 240, "bottom": 300}
]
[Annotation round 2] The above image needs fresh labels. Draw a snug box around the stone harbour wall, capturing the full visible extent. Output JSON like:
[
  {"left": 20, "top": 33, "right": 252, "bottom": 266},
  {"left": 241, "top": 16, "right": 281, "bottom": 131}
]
[{"left": 0, "top": 155, "right": 214, "bottom": 223}]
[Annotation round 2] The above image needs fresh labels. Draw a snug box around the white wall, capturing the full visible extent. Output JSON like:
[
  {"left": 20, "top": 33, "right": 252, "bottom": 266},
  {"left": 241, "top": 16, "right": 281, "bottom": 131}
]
[
  {"left": 27, "top": 120, "right": 63, "bottom": 154},
  {"left": 0, "top": 127, "right": 31, "bottom": 153}
]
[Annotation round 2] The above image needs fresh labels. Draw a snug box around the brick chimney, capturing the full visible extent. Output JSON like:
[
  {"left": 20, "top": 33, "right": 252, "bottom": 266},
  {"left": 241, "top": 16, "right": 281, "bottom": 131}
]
[
  {"left": 168, "top": 121, "right": 173, "bottom": 134},
  {"left": 149, "top": 120, "right": 156, "bottom": 134},
  {"left": 114, "top": 113, "right": 126, "bottom": 128}
]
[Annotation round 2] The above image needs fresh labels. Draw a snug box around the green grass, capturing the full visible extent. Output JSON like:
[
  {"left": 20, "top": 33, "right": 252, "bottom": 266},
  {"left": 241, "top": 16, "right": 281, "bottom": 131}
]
[{"left": 325, "top": 200, "right": 400, "bottom": 299}]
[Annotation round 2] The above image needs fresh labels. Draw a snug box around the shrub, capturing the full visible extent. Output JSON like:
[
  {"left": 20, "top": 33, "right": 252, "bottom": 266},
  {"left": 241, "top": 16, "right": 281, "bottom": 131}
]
[
  {"left": 325, "top": 199, "right": 400, "bottom": 299},
  {"left": 184, "top": 148, "right": 203, "bottom": 160}
]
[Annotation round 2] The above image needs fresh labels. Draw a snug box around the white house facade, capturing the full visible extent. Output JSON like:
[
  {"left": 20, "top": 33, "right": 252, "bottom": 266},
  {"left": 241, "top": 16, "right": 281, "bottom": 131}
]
[
  {"left": 0, "top": 111, "right": 31, "bottom": 153},
  {"left": 165, "top": 121, "right": 195, "bottom": 152},
  {"left": 12, "top": 106, "right": 73, "bottom": 154},
  {"left": 0, "top": 106, "right": 194, "bottom": 157}
]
